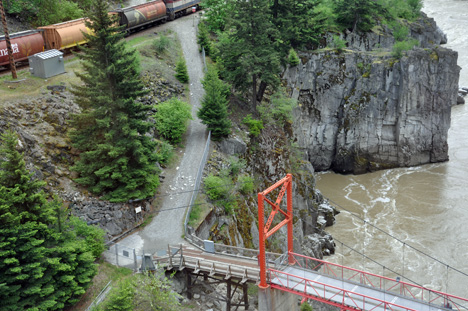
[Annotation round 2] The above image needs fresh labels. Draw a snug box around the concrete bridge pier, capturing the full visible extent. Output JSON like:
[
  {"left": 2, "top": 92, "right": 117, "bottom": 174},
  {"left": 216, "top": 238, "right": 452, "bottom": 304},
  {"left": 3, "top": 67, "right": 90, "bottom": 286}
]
[{"left": 258, "top": 286, "right": 298, "bottom": 311}]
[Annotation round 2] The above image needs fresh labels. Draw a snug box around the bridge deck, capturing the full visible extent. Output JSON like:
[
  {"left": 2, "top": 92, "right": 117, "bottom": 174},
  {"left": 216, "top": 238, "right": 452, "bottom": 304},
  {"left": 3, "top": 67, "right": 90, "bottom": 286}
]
[
  {"left": 153, "top": 245, "right": 261, "bottom": 283},
  {"left": 271, "top": 266, "right": 450, "bottom": 311}
]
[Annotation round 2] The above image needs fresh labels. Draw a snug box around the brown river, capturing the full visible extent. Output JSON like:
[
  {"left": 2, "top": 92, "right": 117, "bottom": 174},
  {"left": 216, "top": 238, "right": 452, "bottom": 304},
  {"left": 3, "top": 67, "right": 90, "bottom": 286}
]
[{"left": 317, "top": 0, "right": 468, "bottom": 299}]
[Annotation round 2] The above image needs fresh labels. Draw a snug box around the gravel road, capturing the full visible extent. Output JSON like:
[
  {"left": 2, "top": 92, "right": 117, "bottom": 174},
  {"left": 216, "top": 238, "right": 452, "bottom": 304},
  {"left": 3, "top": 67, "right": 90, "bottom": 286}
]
[{"left": 107, "top": 14, "right": 208, "bottom": 265}]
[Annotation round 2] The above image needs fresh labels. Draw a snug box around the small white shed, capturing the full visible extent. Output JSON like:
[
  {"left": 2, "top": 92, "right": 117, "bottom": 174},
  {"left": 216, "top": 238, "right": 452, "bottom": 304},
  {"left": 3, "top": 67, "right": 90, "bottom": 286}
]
[{"left": 29, "top": 49, "right": 65, "bottom": 79}]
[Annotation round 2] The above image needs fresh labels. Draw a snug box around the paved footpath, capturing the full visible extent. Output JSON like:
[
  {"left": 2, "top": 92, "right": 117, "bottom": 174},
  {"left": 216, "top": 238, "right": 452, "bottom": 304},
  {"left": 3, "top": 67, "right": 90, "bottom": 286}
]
[{"left": 105, "top": 14, "right": 207, "bottom": 267}]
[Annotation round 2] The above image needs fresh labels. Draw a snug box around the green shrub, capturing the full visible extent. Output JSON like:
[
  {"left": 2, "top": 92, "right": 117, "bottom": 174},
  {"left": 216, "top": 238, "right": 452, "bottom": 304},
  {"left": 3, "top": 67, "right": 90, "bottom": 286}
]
[
  {"left": 242, "top": 114, "right": 263, "bottom": 137},
  {"left": 288, "top": 48, "right": 300, "bottom": 66},
  {"left": 300, "top": 301, "right": 314, "bottom": 311},
  {"left": 155, "top": 140, "right": 174, "bottom": 165},
  {"left": 390, "top": 22, "right": 409, "bottom": 41},
  {"left": 238, "top": 175, "right": 254, "bottom": 194},
  {"left": 153, "top": 35, "right": 171, "bottom": 54},
  {"left": 175, "top": 57, "right": 189, "bottom": 83},
  {"left": 229, "top": 156, "right": 246, "bottom": 176},
  {"left": 221, "top": 198, "right": 237, "bottom": 215},
  {"left": 154, "top": 98, "right": 193, "bottom": 143},
  {"left": 204, "top": 175, "right": 229, "bottom": 200},
  {"left": 392, "top": 39, "right": 419, "bottom": 59},
  {"left": 67, "top": 216, "right": 106, "bottom": 259},
  {"left": 331, "top": 35, "right": 346, "bottom": 52}
]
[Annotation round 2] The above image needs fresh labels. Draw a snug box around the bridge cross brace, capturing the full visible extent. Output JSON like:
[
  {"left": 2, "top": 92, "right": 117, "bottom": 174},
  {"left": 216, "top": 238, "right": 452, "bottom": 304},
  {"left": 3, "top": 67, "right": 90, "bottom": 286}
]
[{"left": 184, "top": 270, "right": 250, "bottom": 311}]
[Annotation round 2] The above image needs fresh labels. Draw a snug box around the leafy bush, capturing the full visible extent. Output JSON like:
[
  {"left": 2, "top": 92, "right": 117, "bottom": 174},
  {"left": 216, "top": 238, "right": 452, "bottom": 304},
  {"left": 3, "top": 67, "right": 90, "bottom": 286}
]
[
  {"left": 68, "top": 216, "right": 106, "bottom": 259},
  {"left": 288, "top": 48, "right": 300, "bottom": 66},
  {"left": 331, "top": 35, "right": 347, "bottom": 52},
  {"left": 221, "top": 198, "right": 237, "bottom": 215},
  {"left": 242, "top": 114, "right": 263, "bottom": 137},
  {"left": 154, "top": 98, "right": 193, "bottom": 143},
  {"left": 392, "top": 39, "right": 419, "bottom": 59},
  {"left": 155, "top": 140, "right": 174, "bottom": 165},
  {"left": 389, "top": 21, "right": 409, "bottom": 41},
  {"left": 238, "top": 175, "right": 254, "bottom": 194},
  {"left": 204, "top": 175, "right": 230, "bottom": 200},
  {"left": 175, "top": 57, "right": 189, "bottom": 83},
  {"left": 229, "top": 156, "right": 246, "bottom": 176},
  {"left": 300, "top": 301, "right": 314, "bottom": 311},
  {"left": 153, "top": 35, "right": 171, "bottom": 54},
  {"left": 258, "top": 90, "right": 297, "bottom": 125}
]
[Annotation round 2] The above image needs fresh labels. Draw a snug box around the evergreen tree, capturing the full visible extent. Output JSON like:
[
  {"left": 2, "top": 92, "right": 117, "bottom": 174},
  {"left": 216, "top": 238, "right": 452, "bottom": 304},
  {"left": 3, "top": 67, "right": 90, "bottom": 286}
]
[
  {"left": 217, "top": 0, "right": 280, "bottom": 106},
  {"left": 272, "top": 0, "right": 328, "bottom": 50},
  {"left": 197, "top": 65, "right": 231, "bottom": 140},
  {"left": 334, "top": 0, "right": 386, "bottom": 32},
  {"left": 175, "top": 57, "right": 189, "bottom": 83},
  {"left": 70, "top": 0, "right": 159, "bottom": 202},
  {"left": 197, "top": 21, "right": 212, "bottom": 55},
  {"left": 0, "top": 130, "right": 102, "bottom": 310},
  {"left": 288, "top": 48, "right": 300, "bottom": 66}
]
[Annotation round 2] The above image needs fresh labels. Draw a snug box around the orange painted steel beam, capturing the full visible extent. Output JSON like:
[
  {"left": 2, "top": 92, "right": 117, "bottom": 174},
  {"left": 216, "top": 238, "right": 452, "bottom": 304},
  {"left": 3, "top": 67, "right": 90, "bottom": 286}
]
[{"left": 258, "top": 173, "right": 293, "bottom": 289}]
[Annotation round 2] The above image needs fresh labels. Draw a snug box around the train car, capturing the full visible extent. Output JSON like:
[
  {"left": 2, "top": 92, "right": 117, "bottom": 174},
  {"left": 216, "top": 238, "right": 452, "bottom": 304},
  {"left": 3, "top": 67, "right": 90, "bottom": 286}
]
[
  {"left": 164, "top": 0, "right": 200, "bottom": 20},
  {"left": 113, "top": 0, "right": 167, "bottom": 33},
  {"left": 38, "top": 18, "right": 91, "bottom": 50},
  {"left": 0, "top": 30, "right": 44, "bottom": 67}
]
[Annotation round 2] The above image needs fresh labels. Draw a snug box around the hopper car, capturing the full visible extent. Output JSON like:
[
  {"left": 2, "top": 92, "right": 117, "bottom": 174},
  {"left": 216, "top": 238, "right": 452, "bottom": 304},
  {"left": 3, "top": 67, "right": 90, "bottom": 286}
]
[{"left": 0, "top": 0, "right": 200, "bottom": 68}]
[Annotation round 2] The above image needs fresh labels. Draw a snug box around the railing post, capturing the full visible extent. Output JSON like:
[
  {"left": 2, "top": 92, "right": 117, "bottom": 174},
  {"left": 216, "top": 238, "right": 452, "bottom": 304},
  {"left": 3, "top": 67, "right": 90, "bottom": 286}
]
[
  {"left": 287, "top": 173, "right": 294, "bottom": 265},
  {"left": 258, "top": 192, "right": 268, "bottom": 288},
  {"left": 115, "top": 244, "right": 119, "bottom": 266}
]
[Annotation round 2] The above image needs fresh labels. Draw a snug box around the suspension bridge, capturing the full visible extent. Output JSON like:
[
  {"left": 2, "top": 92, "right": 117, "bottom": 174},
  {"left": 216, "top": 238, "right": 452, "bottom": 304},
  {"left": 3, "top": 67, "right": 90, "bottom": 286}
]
[{"left": 118, "top": 174, "right": 468, "bottom": 310}]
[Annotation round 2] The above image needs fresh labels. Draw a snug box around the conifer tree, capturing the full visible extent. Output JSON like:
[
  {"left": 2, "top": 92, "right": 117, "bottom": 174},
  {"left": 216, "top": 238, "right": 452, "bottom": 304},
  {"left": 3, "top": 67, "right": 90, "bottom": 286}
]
[
  {"left": 175, "top": 57, "right": 189, "bottom": 83},
  {"left": 70, "top": 0, "right": 159, "bottom": 202},
  {"left": 334, "top": 0, "right": 386, "bottom": 32},
  {"left": 0, "top": 130, "right": 102, "bottom": 310},
  {"left": 217, "top": 0, "right": 280, "bottom": 106},
  {"left": 288, "top": 48, "right": 300, "bottom": 66},
  {"left": 197, "top": 65, "right": 231, "bottom": 139}
]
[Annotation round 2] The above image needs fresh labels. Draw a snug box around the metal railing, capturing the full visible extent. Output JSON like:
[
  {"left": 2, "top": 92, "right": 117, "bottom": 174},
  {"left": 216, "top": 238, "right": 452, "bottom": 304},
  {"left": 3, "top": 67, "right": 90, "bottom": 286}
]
[
  {"left": 184, "top": 130, "right": 211, "bottom": 235},
  {"left": 185, "top": 232, "right": 283, "bottom": 263},
  {"left": 286, "top": 252, "right": 468, "bottom": 310}
]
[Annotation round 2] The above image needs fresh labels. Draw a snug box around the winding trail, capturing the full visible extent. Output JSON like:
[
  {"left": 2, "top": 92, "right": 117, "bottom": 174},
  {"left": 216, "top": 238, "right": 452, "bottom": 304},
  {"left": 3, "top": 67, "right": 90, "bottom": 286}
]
[{"left": 108, "top": 14, "right": 207, "bottom": 263}]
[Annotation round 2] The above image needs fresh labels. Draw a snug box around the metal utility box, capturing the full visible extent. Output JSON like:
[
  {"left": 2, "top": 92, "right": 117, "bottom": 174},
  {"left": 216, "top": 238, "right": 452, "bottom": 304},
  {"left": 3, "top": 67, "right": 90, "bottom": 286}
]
[{"left": 29, "top": 49, "right": 64, "bottom": 79}]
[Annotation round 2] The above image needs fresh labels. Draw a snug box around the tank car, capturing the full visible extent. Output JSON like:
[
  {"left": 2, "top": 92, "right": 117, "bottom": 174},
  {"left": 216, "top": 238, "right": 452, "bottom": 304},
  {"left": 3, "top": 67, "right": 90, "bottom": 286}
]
[
  {"left": 113, "top": 0, "right": 167, "bottom": 33},
  {"left": 0, "top": 30, "right": 44, "bottom": 67},
  {"left": 38, "top": 18, "right": 91, "bottom": 50}
]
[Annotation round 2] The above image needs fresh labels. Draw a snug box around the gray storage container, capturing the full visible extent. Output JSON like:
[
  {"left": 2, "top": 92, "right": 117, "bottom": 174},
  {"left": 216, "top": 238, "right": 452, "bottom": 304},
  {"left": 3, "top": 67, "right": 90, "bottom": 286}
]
[{"left": 29, "top": 49, "right": 65, "bottom": 79}]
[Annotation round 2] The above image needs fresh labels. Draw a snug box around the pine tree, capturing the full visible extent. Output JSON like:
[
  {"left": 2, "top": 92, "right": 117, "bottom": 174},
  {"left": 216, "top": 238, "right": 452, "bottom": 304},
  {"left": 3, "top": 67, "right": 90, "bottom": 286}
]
[
  {"left": 288, "top": 48, "right": 300, "bottom": 66},
  {"left": 217, "top": 0, "right": 280, "bottom": 106},
  {"left": 334, "top": 0, "right": 386, "bottom": 32},
  {"left": 175, "top": 57, "right": 189, "bottom": 83},
  {"left": 70, "top": 0, "right": 159, "bottom": 202},
  {"left": 0, "top": 130, "right": 102, "bottom": 310},
  {"left": 272, "top": 0, "right": 328, "bottom": 50},
  {"left": 197, "top": 65, "right": 231, "bottom": 140}
]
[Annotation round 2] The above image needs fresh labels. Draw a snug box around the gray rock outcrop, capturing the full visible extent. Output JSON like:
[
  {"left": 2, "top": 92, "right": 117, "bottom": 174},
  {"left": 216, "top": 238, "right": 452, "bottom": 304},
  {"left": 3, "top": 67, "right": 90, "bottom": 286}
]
[{"left": 284, "top": 15, "right": 460, "bottom": 174}]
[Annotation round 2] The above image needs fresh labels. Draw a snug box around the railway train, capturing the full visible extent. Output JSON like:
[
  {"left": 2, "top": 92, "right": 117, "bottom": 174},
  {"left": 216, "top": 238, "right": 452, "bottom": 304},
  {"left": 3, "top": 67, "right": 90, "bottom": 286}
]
[{"left": 0, "top": 0, "right": 200, "bottom": 68}]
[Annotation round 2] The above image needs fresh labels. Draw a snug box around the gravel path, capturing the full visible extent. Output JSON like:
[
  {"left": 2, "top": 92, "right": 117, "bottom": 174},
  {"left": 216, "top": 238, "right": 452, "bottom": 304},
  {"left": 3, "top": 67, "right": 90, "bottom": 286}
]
[{"left": 107, "top": 14, "right": 207, "bottom": 264}]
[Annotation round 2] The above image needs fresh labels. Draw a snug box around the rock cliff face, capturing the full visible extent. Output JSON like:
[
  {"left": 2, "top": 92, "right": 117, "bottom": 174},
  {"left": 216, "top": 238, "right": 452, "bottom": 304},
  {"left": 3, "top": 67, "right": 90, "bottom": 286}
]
[{"left": 284, "top": 14, "right": 460, "bottom": 174}]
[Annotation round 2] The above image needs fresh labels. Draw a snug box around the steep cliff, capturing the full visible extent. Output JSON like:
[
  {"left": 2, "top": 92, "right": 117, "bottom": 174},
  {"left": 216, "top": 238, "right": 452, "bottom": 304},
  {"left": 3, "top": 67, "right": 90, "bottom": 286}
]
[{"left": 284, "top": 14, "right": 460, "bottom": 174}]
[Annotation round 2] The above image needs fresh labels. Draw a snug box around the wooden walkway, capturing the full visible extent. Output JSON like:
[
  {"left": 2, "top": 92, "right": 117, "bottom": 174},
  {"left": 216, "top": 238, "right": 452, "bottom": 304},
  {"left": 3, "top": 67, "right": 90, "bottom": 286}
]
[{"left": 152, "top": 244, "right": 262, "bottom": 283}]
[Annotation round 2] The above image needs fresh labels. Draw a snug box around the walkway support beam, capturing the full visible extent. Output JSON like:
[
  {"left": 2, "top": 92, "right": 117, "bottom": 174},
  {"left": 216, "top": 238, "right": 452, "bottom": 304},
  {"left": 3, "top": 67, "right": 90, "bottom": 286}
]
[{"left": 258, "top": 173, "right": 293, "bottom": 288}]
